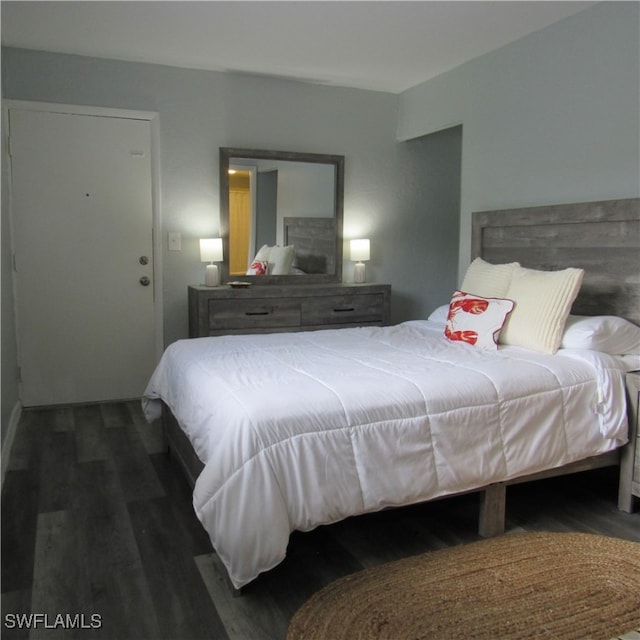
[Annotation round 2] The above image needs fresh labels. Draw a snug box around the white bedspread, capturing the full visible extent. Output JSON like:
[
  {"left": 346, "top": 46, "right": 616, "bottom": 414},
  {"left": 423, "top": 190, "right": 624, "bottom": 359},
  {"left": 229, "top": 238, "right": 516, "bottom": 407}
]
[{"left": 142, "top": 320, "right": 629, "bottom": 589}]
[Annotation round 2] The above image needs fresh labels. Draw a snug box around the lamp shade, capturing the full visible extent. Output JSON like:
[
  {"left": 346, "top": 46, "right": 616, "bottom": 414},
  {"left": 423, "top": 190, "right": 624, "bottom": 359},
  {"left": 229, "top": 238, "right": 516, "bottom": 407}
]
[
  {"left": 200, "top": 238, "right": 223, "bottom": 263},
  {"left": 350, "top": 239, "right": 370, "bottom": 262}
]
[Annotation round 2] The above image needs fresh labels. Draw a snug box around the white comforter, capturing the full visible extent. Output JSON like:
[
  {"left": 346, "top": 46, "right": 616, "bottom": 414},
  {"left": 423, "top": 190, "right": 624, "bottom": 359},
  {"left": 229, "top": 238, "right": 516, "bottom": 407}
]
[{"left": 142, "top": 320, "right": 629, "bottom": 589}]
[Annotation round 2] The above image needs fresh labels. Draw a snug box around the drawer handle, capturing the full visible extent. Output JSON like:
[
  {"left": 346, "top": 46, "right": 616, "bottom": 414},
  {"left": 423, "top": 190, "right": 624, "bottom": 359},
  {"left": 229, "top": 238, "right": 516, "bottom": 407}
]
[
  {"left": 333, "top": 307, "right": 356, "bottom": 313},
  {"left": 245, "top": 311, "right": 271, "bottom": 316}
]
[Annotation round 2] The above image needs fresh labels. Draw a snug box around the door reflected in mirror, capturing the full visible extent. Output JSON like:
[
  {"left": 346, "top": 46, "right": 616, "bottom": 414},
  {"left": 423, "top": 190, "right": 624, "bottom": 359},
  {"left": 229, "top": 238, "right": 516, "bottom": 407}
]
[
  {"left": 220, "top": 148, "right": 344, "bottom": 285},
  {"left": 228, "top": 169, "right": 252, "bottom": 275}
]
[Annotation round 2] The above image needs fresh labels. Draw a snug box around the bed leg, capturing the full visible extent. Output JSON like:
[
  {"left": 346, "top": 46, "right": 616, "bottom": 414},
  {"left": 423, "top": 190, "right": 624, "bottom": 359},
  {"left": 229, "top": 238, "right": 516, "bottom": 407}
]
[
  {"left": 479, "top": 483, "right": 506, "bottom": 537},
  {"left": 618, "top": 424, "right": 634, "bottom": 511}
]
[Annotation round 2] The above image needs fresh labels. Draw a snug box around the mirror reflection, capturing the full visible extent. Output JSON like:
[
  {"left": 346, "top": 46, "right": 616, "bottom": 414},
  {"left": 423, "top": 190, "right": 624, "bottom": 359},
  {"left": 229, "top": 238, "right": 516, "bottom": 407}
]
[{"left": 220, "top": 148, "right": 344, "bottom": 285}]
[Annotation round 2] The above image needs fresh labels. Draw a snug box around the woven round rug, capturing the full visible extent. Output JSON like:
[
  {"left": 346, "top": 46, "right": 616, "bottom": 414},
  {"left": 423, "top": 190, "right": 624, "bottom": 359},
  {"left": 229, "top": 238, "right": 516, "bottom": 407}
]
[{"left": 287, "top": 532, "right": 640, "bottom": 640}]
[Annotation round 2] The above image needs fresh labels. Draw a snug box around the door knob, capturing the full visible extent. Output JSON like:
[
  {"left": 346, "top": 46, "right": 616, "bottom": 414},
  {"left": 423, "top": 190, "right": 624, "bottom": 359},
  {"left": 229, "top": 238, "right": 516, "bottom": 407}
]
[{"left": 139, "top": 276, "right": 151, "bottom": 286}]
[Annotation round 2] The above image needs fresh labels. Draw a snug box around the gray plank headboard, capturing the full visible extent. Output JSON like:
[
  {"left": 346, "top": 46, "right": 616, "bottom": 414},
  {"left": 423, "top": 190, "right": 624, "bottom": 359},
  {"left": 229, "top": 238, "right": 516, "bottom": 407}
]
[
  {"left": 283, "top": 216, "right": 336, "bottom": 275},
  {"left": 471, "top": 198, "right": 640, "bottom": 325}
]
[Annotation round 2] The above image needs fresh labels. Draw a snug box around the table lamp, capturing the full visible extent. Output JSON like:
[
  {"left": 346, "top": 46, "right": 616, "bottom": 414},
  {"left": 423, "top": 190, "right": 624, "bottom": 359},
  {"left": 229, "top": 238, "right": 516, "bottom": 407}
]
[
  {"left": 200, "top": 238, "right": 223, "bottom": 287},
  {"left": 350, "top": 239, "right": 370, "bottom": 283}
]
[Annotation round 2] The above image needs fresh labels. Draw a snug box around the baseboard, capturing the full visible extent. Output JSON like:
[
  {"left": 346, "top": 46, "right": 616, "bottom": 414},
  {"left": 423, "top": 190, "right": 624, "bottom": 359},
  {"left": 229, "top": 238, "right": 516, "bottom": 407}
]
[{"left": 1, "top": 400, "right": 22, "bottom": 488}]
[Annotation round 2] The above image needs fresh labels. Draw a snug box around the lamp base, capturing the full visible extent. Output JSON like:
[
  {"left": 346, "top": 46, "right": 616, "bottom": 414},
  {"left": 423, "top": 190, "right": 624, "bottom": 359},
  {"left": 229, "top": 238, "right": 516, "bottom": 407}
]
[
  {"left": 354, "top": 262, "right": 366, "bottom": 284},
  {"left": 205, "top": 263, "right": 219, "bottom": 287}
]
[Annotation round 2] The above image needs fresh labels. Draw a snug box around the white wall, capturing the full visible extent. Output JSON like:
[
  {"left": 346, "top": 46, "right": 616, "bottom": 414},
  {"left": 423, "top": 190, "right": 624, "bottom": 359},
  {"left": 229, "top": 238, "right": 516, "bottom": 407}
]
[
  {"left": 398, "top": 1, "right": 640, "bottom": 280},
  {"left": 276, "top": 162, "right": 336, "bottom": 219}
]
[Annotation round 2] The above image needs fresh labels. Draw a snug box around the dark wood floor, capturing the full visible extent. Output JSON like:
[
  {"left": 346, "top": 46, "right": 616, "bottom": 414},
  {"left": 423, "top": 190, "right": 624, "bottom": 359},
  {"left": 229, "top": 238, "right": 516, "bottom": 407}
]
[{"left": 2, "top": 402, "right": 639, "bottom": 640}]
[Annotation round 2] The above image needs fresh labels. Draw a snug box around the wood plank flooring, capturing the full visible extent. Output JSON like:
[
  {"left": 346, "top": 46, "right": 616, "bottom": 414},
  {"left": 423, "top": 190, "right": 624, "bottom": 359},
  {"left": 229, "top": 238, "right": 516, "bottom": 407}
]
[{"left": 2, "top": 402, "right": 639, "bottom": 640}]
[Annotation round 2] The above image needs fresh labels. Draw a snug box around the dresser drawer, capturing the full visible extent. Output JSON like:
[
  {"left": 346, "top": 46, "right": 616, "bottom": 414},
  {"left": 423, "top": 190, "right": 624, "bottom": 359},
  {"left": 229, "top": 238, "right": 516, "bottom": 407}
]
[
  {"left": 208, "top": 299, "right": 301, "bottom": 331},
  {"left": 301, "top": 293, "right": 385, "bottom": 326}
]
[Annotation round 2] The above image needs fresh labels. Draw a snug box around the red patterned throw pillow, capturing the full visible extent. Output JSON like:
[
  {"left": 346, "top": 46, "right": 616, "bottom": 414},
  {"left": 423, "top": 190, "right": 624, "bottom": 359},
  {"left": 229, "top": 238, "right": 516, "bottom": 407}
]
[
  {"left": 445, "top": 290, "right": 515, "bottom": 350},
  {"left": 247, "top": 260, "right": 268, "bottom": 276}
]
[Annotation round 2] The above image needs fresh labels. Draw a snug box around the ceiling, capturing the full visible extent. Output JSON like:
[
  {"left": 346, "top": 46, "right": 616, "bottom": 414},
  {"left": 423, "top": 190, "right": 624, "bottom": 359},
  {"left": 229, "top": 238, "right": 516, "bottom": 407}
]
[{"left": 1, "top": 1, "right": 596, "bottom": 94}]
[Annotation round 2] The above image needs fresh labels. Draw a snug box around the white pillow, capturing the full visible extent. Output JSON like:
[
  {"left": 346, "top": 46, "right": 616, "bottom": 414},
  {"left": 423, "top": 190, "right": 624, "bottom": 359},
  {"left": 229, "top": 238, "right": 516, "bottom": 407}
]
[
  {"left": 253, "top": 244, "right": 271, "bottom": 262},
  {"left": 561, "top": 315, "right": 640, "bottom": 355},
  {"left": 500, "top": 266, "right": 584, "bottom": 354},
  {"left": 444, "top": 290, "right": 515, "bottom": 350},
  {"left": 246, "top": 244, "right": 272, "bottom": 275},
  {"left": 268, "top": 245, "right": 295, "bottom": 275},
  {"left": 460, "top": 258, "right": 520, "bottom": 298},
  {"left": 427, "top": 305, "right": 450, "bottom": 326}
]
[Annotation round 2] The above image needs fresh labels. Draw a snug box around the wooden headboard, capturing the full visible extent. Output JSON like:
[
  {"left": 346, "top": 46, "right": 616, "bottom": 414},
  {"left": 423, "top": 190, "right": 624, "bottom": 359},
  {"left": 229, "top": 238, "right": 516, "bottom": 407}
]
[
  {"left": 283, "top": 216, "right": 336, "bottom": 275},
  {"left": 471, "top": 198, "right": 640, "bottom": 325}
]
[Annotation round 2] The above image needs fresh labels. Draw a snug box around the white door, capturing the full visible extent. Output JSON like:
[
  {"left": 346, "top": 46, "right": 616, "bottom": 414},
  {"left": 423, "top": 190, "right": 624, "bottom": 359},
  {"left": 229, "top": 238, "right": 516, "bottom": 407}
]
[{"left": 9, "top": 107, "right": 157, "bottom": 406}]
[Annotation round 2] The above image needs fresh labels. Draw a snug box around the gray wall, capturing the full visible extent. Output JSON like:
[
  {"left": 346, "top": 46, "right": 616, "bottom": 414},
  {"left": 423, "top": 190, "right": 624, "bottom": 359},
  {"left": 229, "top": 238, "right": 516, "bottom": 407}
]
[
  {"left": 381, "top": 126, "right": 462, "bottom": 321},
  {"left": 1, "top": 47, "right": 462, "bottom": 440},
  {"left": 398, "top": 1, "right": 640, "bottom": 278},
  {"left": 1, "top": 109, "right": 19, "bottom": 445}
]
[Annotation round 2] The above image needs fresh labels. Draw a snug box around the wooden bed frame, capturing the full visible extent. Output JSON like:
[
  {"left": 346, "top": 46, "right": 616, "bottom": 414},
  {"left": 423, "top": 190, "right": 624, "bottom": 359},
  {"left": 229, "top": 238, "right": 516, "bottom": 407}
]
[{"left": 163, "top": 197, "right": 640, "bottom": 545}]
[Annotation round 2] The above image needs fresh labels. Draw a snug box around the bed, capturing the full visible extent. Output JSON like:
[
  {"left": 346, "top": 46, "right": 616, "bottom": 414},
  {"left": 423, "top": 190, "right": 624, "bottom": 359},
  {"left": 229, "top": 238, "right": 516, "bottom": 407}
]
[{"left": 143, "top": 198, "right": 639, "bottom": 591}]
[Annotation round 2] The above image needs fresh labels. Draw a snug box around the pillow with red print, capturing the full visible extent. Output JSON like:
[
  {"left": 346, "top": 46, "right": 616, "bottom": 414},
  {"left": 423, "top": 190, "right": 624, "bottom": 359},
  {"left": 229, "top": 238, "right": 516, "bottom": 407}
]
[
  {"left": 445, "top": 290, "right": 515, "bottom": 350},
  {"left": 246, "top": 244, "right": 271, "bottom": 275},
  {"left": 247, "top": 259, "right": 268, "bottom": 275}
]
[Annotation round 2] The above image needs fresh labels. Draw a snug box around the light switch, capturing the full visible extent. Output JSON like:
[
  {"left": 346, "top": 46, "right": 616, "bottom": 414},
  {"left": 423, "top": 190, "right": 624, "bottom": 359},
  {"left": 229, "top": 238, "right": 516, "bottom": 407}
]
[{"left": 168, "top": 232, "right": 181, "bottom": 251}]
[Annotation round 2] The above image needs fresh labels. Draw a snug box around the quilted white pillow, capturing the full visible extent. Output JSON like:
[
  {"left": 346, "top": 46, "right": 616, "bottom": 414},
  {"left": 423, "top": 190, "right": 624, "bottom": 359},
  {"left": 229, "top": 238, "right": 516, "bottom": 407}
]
[
  {"left": 444, "top": 290, "right": 515, "bottom": 350},
  {"left": 268, "top": 245, "right": 295, "bottom": 275},
  {"left": 500, "top": 266, "right": 584, "bottom": 354},
  {"left": 561, "top": 315, "right": 640, "bottom": 355},
  {"left": 460, "top": 257, "right": 520, "bottom": 298}
]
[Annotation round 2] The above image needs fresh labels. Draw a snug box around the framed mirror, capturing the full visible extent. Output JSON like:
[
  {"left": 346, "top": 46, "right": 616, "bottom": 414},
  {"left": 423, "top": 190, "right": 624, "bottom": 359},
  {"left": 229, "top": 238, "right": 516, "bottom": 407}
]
[{"left": 220, "top": 147, "right": 344, "bottom": 285}]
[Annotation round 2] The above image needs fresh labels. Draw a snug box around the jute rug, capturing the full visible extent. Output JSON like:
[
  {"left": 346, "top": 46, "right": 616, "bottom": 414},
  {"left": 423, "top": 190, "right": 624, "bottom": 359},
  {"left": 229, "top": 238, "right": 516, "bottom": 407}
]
[{"left": 287, "top": 532, "right": 640, "bottom": 640}]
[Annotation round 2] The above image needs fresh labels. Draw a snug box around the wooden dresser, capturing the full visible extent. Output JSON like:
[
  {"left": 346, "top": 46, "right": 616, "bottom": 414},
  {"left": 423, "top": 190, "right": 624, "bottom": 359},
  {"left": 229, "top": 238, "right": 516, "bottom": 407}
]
[
  {"left": 188, "top": 283, "right": 391, "bottom": 338},
  {"left": 619, "top": 371, "right": 640, "bottom": 512}
]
